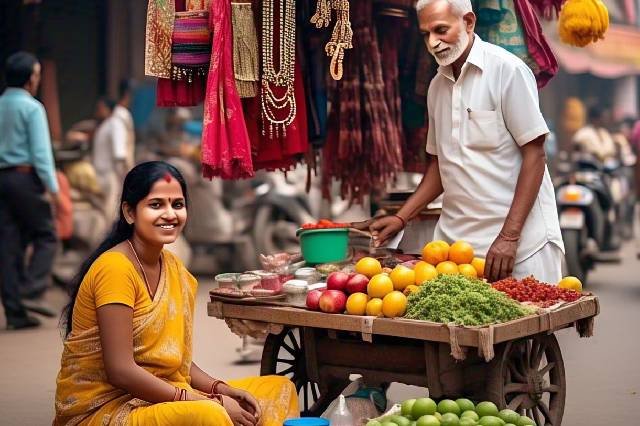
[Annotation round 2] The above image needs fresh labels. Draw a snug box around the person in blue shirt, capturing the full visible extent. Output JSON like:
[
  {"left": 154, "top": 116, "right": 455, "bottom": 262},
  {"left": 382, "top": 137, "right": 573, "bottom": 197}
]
[{"left": 0, "top": 51, "right": 60, "bottom": 329}]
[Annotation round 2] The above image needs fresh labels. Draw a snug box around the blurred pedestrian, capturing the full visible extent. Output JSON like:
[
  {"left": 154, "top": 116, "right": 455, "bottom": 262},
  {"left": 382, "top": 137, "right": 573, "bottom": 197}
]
[
  {"left": 572, "top": 107, "right": 617, "bottom": 162},
  {"left": 114, "top": 79, "right": 136, "bottom": 169},
  {"left": 0, "top": 52, "right": 59, "bottom": 329},
  {"left": 92, "top": 96, "right": 125, "bottom": 226}
]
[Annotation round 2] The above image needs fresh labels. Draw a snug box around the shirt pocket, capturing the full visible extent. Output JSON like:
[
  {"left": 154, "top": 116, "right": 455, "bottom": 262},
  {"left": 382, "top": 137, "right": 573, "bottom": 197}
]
[{"left": 464, "top": 108, "right": 502, "bottom": 150}]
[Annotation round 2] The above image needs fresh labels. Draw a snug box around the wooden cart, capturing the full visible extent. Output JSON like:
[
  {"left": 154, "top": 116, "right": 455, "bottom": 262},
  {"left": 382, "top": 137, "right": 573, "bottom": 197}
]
[{"left": 209, "top": 296, "right": 599, "bottom": 425}]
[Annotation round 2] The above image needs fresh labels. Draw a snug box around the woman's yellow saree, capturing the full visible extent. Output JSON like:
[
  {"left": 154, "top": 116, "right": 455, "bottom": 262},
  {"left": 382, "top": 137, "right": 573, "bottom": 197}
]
[{"left": 54, "top": 250, "right": 298, "bottom": 425}]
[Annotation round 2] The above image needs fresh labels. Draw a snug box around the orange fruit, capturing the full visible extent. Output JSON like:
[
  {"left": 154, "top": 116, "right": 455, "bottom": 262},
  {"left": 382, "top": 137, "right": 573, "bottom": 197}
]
[
  {"left": 436, "top": 261, "right": 459, "bottom": 275},
  {"left": 355, "top": 257, "right": 383, "bottom": 278},
  {"left": 414, "top": 261, "right": 438, "bottom": 285},
  {"left": 367, "top": 274, "right": 394, "bottom": 298},
  {"left": 366, "top": 298, "right": 384, "bottom": 317},
  {"left": 403, "top": 284, "right": 420, "bottom": 296},
  {"left": 389, "top": 265, "right": 416, "bottom": 291},
  {"left": 449, "top": 241, "right": 475, "bottom": 265},
  {"left": 558, "top": 276, "right": 583, "bottom": 292},
  {"left": 382, "top": 291, "right": 408, "bottom": 318},
  {"left": 382, "top": 267, "right": 393, "bottom": 274},
  {"left": 346, "top": 292, "right": 369, "bottom": 315},
  {"left": 471, "top": 257, "right": 485, "bottom": 278},
  {"left": 422, "top": 241, "right": 450, "bottom": 265},
  {"left": 458, "top": 264, "right": 478, "bottom": 278}
]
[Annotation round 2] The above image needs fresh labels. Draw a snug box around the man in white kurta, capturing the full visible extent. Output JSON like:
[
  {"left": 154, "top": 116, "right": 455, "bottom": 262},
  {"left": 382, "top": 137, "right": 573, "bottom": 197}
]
[{"left": 360, "top": 0, "right": 564, "bottom": 283}]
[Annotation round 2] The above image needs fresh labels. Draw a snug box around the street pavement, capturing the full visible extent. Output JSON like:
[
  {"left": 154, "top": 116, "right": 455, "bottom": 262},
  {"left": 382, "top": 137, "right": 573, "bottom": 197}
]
[{"left": 0, "top": 243, "right": 638, "bottom": 425}]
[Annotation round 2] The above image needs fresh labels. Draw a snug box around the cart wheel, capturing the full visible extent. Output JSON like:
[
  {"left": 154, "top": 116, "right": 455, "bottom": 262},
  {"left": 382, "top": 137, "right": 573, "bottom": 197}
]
[
  {"left": 260, "top": 328, "right": 321, "bottom": 416},
  {"left": 487, "top": 334, "right": 566, "bottom": 426}
]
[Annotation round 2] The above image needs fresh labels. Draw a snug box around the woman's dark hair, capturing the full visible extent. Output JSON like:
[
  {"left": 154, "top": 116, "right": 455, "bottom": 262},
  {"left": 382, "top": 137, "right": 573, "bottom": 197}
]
[
  {"left": 5, "top": 51, "right": 39, "bottom": 87},
  {"left": 97, "top": 96, "right": 116, "bottom": 112},
  {"left": 61, "top": 161, "right": 188, "bottom": 337}
]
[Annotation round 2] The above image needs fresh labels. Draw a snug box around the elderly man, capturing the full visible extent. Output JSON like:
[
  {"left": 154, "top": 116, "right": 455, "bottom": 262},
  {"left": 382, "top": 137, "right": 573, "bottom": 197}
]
[{"left": 359, "top": 0, "right": 564, "bottom": 283}]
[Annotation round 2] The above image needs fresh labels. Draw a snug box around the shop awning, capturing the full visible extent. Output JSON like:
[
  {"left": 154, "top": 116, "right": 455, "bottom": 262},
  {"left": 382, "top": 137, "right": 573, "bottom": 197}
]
[{"left": 545, "top": 23, "right": 640, "bottom": 78}]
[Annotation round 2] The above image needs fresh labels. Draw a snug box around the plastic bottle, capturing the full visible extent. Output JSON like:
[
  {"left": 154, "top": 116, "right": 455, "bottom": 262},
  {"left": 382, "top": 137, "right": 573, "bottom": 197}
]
[{"left": 328, "top": 395, "right": 355, "bottom": 426}]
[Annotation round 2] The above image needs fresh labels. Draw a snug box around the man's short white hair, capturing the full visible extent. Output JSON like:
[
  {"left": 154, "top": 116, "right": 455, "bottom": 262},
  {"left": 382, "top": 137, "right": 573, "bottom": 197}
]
[{"left": 416, "top": 0, "right": 473, "bottom": 16}]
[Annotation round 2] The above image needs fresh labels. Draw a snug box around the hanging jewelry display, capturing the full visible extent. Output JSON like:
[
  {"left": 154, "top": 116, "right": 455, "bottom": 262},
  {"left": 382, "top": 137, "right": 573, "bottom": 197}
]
[
  {"left": 311, "top": 0, "right": 353, "bottom": 81},
  {"left": 232, "top": 1, "right": 260, "bottom": 98},
  {"left": 261, "top": 0, "right": 297, "bottom": 138}
]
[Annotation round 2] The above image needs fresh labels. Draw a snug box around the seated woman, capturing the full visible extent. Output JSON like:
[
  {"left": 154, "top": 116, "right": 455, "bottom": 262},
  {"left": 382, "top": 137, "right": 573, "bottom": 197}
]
[{"left": 54, "top": 161, "right": 298, "bottom": 425}]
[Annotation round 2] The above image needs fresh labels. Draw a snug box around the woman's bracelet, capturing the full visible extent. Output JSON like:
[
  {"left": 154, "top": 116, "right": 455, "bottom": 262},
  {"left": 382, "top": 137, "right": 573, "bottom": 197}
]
[
  {"left": 210, "top": 393, "right": 224, "bottom": 406},
  {"left": 391, "top": 214, "right": 407, "bottom": 229},
  {"left": 209, "top": 379, "right": 227, "bottom": 396},
  {"left": 172, "top": 387, "right": 181, "bottom": 401}
]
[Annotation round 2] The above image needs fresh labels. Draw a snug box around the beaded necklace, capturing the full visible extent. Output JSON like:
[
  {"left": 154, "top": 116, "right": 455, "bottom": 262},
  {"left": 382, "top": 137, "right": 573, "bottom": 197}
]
[{"left": 261, "top": 0, "right": 296, "bottom": 138}]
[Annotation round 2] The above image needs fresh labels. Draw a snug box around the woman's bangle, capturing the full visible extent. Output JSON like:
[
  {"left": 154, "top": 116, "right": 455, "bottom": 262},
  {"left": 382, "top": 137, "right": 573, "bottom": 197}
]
[
  {"left": 392, "top": 214, "right": 407, "bottom": 228},
  {"left": 172, "top": 387, "right": 181, "bottom": 402},
  {"left": 210, "top": 393, "right": 224, "bottom": 405},
  {"left": 180, "top": 389, "right": 187, "bottom": 401},
  {"left": 209, "top": 379, "right": 227, "bottom": 396}
]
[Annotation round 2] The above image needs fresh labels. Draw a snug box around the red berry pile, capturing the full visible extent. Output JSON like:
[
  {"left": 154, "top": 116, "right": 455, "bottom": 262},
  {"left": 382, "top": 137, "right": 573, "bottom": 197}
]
[
  {"left": 492, "top": 276, "right": 582, "bottom": 307},
  {"left": 301, "top": 219, "right": 349, "bottom": 230}
]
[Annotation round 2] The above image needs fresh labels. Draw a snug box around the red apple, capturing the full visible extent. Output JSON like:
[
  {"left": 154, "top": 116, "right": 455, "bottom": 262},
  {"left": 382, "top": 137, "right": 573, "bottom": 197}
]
[
  {"left": 306, "top": 289, "right": 323, "bottom": 311},
  {"left": 326, "top": 271, "right": 350, "bottom": 292},
  {"left": 318, "top": 290, "right": 347, "bottom": 314},
  {"left": 345, "top": 273, "right": 369, "bottom": 294}
]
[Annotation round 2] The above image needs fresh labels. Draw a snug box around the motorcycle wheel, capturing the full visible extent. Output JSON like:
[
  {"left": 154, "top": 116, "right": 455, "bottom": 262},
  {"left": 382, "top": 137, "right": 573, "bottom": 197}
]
[
  {"left": 561, "top": 229, "right": 588, "bottom": 284},
  {"left": 253, "top": 204, "right": 301, "bottom": 256}
]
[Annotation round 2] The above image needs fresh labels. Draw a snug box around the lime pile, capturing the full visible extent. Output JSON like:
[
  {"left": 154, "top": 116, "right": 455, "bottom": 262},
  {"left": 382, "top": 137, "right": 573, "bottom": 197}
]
[{"left": 366, "top": 398, "right": 537, "bottom": 426}]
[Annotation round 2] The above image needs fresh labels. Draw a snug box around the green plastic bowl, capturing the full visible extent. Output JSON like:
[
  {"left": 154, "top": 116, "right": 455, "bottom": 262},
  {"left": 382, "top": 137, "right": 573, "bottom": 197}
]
[{"left": 296, "top": 228, "right": 349, "bottom": 264}]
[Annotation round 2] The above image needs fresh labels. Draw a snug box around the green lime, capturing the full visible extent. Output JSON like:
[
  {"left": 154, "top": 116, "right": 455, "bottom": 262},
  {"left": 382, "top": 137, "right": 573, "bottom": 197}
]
[
  {"left": 440, "top": 413, "right": 460, "bottom": 426},
  {"left": 504, "top": 424, "right": 517, "bottom": 426},
  {"left": 412, "top": 398, "right": 438, "bottom": 418},
  {"left": 366, "top": 422, "right": 383, "bottom": 426},
  {"left": 517, "top": 416, "right": 535, "bottom": 426},
  {"left": 402, "top": 399, "right": 417, "bottom": 417},
  {"left": 461, "top": 411, "right": 479, "bottom": 421},
  {"left": 475, "top": 401, "right": 499, "bottom": 418},
  {"left": 459, "top": 418, "right": 477, "bottom": 426},
  {"left": 434, "top": 412, "right": 442, "bottom": 421},
  {"left": 389, "top": 415, "right": 412, "bottom": 426},
  {"left": 416, "top": 415, "right": 441, "bottom": 426},
  {"left": 478, "top": 416, "right": 505, "bottom": 426},
  {"left": 455, "top": 398, "right": 475, "bottom": 413},
  {"left": 438, "top": 399, "right": 462, "bottom": 416},
  {"left": 381, "top": 422, "right": 399, "bottom": 426},
  {"left": 498, "top": 409, "right": 520, "bottom": 424}
]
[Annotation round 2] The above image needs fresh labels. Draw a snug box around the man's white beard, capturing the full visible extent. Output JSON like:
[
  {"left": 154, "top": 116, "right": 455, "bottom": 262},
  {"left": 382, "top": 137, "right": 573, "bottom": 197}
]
[{"left": 429, "top": 30, "right": 470, "bottom": 66}]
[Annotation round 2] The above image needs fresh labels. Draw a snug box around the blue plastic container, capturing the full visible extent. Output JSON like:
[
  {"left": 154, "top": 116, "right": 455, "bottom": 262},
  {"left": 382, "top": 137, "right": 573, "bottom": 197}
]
[{"left": 283, "top": 418, "right": 330, "bottom": 426}]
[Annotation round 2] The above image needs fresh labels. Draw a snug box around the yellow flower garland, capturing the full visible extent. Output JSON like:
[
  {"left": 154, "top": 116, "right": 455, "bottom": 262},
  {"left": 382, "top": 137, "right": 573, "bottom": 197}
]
[{"left": 558, "top": 0, "right": 609, "bottom": 47}]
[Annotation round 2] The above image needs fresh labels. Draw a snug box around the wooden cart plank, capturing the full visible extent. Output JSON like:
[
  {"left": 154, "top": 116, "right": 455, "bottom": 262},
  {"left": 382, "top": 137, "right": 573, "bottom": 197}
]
[{"left": 208, "top": 296, "right": 599, "bottom": 347}]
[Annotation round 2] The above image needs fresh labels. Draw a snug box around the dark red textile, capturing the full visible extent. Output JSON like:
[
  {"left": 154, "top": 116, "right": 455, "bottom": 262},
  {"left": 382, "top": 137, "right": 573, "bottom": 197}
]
[{"left": 514, "top": 0, "right": 558, "bottom": 88}]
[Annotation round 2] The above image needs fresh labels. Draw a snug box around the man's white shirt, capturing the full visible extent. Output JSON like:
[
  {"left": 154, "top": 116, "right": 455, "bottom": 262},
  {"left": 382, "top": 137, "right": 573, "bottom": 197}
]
[{"left": 426, "top": 35, "right": 564, "bottom": 263}]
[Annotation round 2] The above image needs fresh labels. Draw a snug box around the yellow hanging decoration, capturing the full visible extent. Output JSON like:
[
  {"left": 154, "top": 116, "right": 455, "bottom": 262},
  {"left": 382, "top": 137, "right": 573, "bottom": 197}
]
[{"left": 558, "top": 0, "right": 609, "bottom": 47}]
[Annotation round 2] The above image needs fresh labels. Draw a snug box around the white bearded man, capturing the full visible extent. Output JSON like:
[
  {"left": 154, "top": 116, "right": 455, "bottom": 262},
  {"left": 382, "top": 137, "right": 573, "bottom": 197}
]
[{"left": 353, "top": 0, "right": 565, "bottom": 283}]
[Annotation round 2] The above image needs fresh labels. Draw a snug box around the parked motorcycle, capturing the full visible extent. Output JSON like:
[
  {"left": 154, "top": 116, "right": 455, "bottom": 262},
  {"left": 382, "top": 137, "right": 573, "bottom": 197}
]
[{"left": 555, "top": 152, "right": 623, "bottom": 283}]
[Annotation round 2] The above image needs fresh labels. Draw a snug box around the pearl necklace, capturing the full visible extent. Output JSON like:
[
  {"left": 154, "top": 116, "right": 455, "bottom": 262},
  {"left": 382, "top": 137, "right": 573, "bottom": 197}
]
[
  {"left": 127, "top": 239, "right": 158, "bottom": 300},
  {"left": 261, "top": 0, "right": 296, "bottom": 138}
]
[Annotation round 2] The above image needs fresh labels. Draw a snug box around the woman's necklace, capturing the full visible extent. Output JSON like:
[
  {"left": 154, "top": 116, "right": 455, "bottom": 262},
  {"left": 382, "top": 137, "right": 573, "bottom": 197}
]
[
  {"left": 127, "top": 239, "right": 157, "bottom": 300},
  {"left": 260, "top": 0, "right": 296, "bottom": 139}
]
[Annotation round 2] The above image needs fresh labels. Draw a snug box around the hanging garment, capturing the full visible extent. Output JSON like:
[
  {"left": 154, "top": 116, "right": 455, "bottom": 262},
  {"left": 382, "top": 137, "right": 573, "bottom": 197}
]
[
  {"left": 513, "top": 0, "right": 558, "bottom": 88},
  {"left": 322, "top": 0, "right": 403, "bottom": 203},
  {"left": 146, "top": 0, "right": 210, "bottom": 107},
  {"left": 201, "top": 0, "right": 254, "bottom": 179},
  {"left": 473, "top": 0, "right": 557, "bottom": 88}
]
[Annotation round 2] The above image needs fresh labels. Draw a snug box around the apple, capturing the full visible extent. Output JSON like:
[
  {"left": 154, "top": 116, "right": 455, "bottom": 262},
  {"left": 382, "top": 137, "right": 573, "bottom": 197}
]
[
  {"left": 306, "top": 289, "right": 323, "bottom": 311},
  {"left": 326, "top": 271, "right": 350, "bottom": 292},
  {"left": 345, "top": 273, "right": 369, "bottom": 294},
  {"left": 318, "top": 290, "right": 347, "bottom": 314}
]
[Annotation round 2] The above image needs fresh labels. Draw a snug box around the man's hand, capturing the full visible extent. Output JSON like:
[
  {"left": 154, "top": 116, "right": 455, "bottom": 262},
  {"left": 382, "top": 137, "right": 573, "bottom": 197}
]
[
  {"left": 351, "top": 216, "right": 404, "bottom": 248},
  {"left": 218, "top": 384, "right": 262, "bottom": 424},
  {"left": 485, "top": 234, "right": 518, "bottom": 282}
]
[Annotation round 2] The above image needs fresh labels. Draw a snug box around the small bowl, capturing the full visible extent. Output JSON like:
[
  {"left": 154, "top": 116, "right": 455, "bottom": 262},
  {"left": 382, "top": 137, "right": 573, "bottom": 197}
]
[
  {"left": 215, "top": 273, "right": 239, "bottom": 288},
  {"left": 237, "top": 273, "right": 261, "bottom": 291}
]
